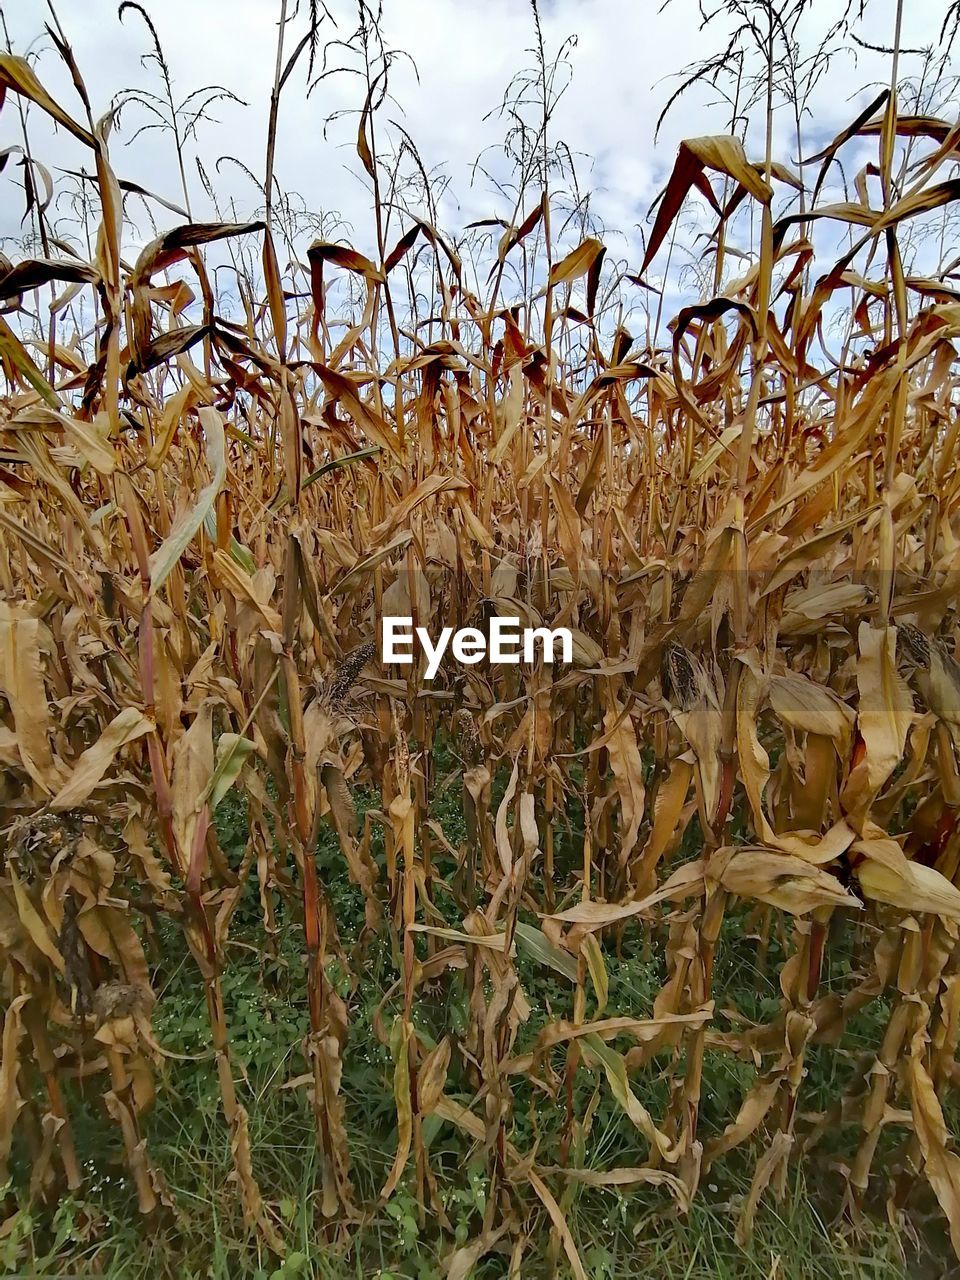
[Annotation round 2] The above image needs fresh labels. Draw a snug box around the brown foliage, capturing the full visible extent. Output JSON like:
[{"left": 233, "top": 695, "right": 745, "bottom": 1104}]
[{"left": 3, "top": 33, "right": 960, "bottom": 1269}]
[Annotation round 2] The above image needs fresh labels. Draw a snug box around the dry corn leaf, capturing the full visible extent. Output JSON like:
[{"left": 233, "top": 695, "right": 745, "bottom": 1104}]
[
  {"left": 841, "top": 624, "right": 913, "bottom": 826},
  {"left": 716, "top": 847, "right": 860, "bottom": 915},
  {"left": 854, "top": 832, "right": 960, "bottom": 919},
  {"left": 148, "top": 408, "right": 226, "bottom": 596},
  {"left": 50, "top": 707, "right": 153, "bottom": 811}
]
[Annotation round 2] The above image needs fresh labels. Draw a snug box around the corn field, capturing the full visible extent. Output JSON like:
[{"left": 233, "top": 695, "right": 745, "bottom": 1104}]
[{"left": 3, "top": 1, "right": 960, "bottom": 1274}]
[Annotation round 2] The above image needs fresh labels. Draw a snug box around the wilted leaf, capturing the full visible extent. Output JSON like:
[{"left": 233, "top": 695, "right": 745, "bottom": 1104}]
[{"left": 51, "top": 707, "right": 153, "bottom": 810}]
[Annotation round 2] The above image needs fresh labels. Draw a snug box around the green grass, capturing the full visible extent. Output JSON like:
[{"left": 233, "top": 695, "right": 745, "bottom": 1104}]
[{"left": 2, "top": 770, "right": 953, "bottom": 1279}]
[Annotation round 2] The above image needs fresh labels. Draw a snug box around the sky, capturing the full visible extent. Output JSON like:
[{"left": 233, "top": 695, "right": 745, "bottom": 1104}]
[{"left": 1, "top": 0, "right": 957, "bottom": 324}]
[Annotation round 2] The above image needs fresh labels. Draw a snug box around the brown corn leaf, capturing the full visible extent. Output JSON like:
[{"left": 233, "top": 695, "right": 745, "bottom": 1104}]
[
  {"left": 550, "top": 237, "right": 605, "bottom": 288},
  {"left": 716, "top": 847, "right": 860, "bottom": 915},
  {"left": 0, "top": 55, "right": 95, "bottom": 147},
  {"left": 841, "top": 624, "right": 913, "bottom": 826},
  {"left": 909, "top": 1033, "right": 960, "bottom": 1258},
  {"left": 148, "top": 408, "right": 226, "bottom": 596},
  {"left": 50, "top": 707, "right": 153, "bottom": 811},
  {"left": 854, "top": 832, "right": 960, "bottom": 919},
  {"left": 418, "top": 1036, "right": 451, "bottom": 1116}
]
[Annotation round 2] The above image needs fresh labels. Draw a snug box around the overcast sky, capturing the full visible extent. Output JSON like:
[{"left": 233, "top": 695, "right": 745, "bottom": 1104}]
[{"left": 2, "top": 0, "right": 956, "bottom": 319}]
